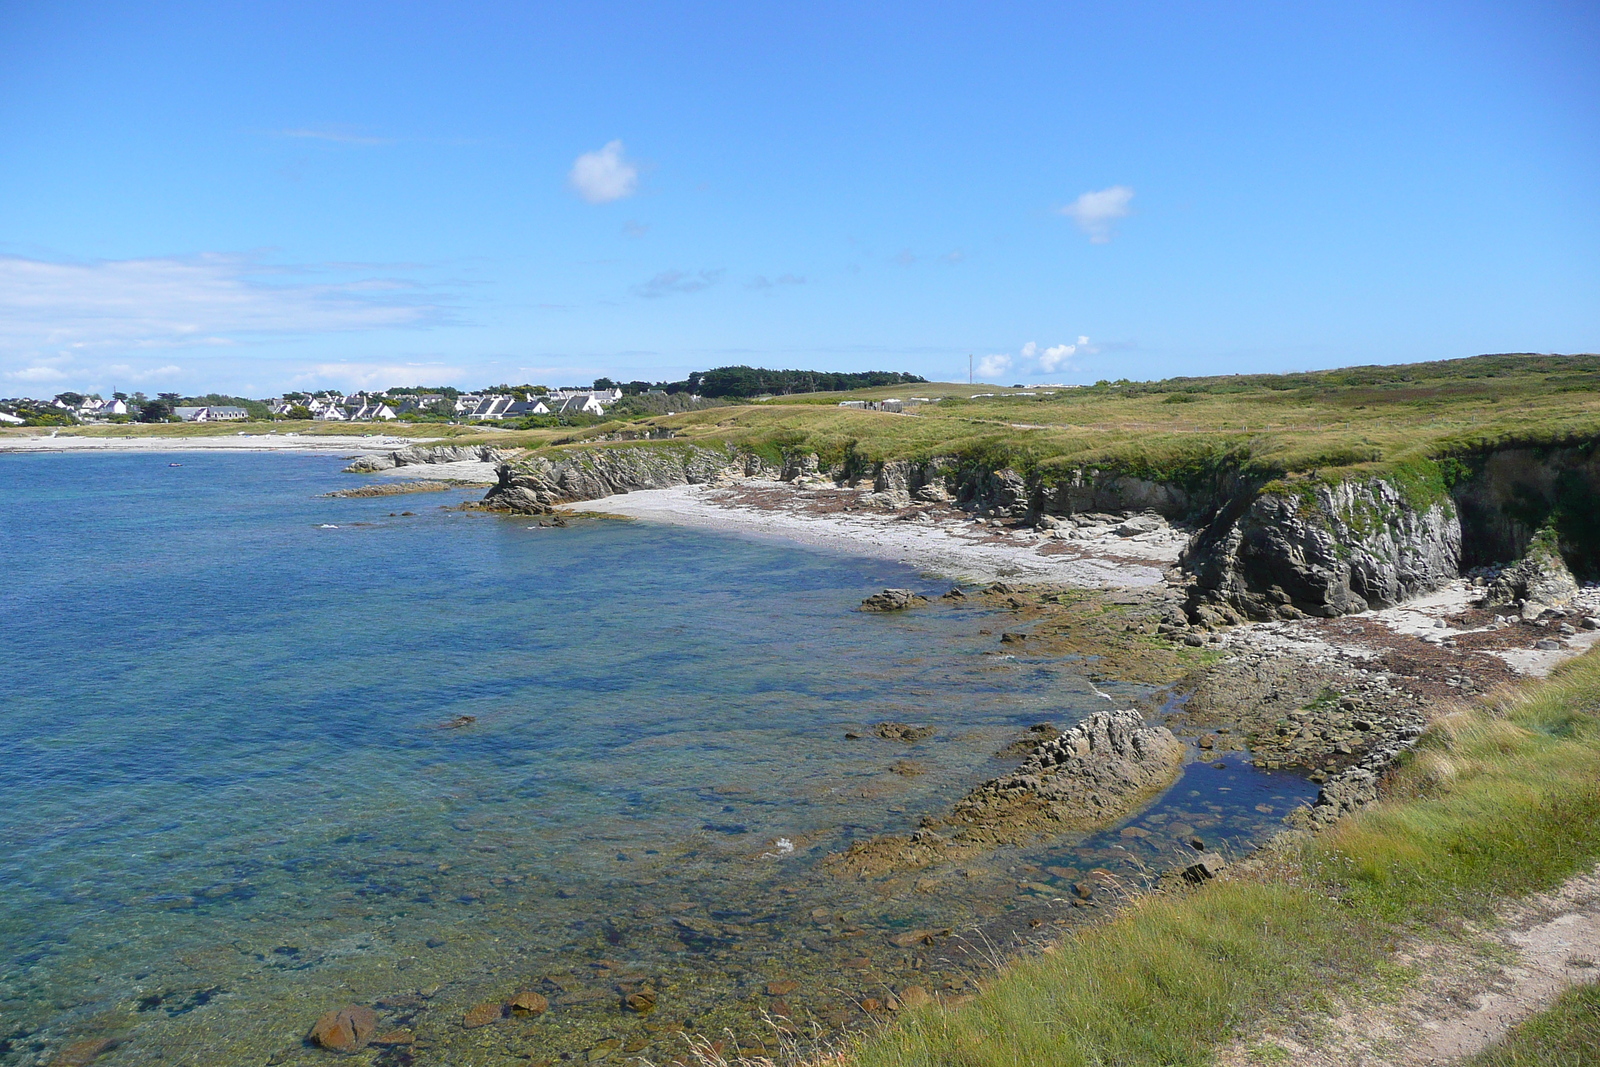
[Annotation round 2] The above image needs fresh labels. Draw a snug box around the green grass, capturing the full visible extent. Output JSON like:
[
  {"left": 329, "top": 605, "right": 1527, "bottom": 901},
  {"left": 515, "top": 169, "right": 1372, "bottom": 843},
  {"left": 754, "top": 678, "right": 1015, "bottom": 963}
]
[
  {"left": 1466, "top": 982, "right": 1600, "bottom": 1066},
  {"left": 476, "top": 352, "right": 1600, "bottom": 498},
  {"left": 849, "top": 648, "right": 1600, "bottom": 1067}
]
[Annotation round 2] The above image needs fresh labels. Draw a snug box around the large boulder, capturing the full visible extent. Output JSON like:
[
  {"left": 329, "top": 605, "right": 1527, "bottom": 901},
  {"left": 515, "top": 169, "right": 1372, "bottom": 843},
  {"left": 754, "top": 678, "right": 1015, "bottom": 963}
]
[{"left": 1489, "top": 528, "right": 1579, "bottom": 618}]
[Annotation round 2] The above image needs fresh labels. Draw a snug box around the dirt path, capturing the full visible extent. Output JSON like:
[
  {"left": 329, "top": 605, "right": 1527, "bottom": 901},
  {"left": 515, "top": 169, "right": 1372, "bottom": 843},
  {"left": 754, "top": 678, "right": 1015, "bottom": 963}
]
[{"left": 1221, "top": 865, "right": 1600, "bottom": 1065}]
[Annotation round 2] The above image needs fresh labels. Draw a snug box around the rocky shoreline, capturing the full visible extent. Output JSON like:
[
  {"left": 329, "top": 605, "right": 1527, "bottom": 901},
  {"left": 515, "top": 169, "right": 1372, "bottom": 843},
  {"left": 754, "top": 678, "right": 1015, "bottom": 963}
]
[{"left": 264, "top": 441, "right": 1600, "bottom": 1064}]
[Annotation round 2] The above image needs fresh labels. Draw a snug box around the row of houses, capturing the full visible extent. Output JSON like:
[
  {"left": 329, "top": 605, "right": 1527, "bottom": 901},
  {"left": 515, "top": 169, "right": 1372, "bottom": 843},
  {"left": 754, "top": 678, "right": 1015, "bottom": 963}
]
[
  {"left": 15, "top": 396, "right": 247, "bottom": 422},
  {"left": 267, "top": 389, "right": 624, "bottom": 422}
]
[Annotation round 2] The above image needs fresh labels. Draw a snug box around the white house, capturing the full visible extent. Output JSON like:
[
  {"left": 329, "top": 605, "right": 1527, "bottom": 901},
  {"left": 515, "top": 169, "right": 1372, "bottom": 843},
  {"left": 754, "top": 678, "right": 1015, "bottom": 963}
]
[
  {"left": 309, "top": 398, "right": 348, "bottom": 420},
  {"left": 466, "top": 395, "right": 516, "bottom": 419},
  {"left": 556, "top": 394, "right": 606, "bottom": 416},
  {"left": 0, "top": 410, "right": 23, "bottom": 425},
  {"left": 174, "top": 406, "right": 249, "bottom": 422}
]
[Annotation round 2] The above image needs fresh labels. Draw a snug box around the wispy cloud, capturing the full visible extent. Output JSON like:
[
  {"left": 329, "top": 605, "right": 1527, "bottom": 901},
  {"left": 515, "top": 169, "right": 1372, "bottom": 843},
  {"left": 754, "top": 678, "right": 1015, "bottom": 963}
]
[
  {"left": 747, "top": 274, "right": 806, "bottom": 290},
  {"left": 289, "top": 361, "right": 467, "bottom": 390},
  {"left": 1058, "top": 185, "right": 1134, "bottom": 243},
  {"left": 569, "top": 140, "right": 640, "bottom": 204},
  {"left": 6, "top": 364, "right": 67, "bottom": 383},
  {"left": 0, "top": 252, "right": 443, "bottom": 387},
  {"left": 622, "top": 220, "right": 650, "bottom": 238},
  {"left": 275, "top": 126, "right": 396, "bottom": 147},
  {"left": 633, "top": 268, "right": 725, "bottom": 299}
]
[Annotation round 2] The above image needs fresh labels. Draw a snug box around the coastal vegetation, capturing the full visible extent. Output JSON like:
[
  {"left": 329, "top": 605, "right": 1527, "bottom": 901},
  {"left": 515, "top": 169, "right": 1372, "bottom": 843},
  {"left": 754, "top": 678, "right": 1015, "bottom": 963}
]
[
  {"left": 1467, "top": 983, "right": 1600, "bottom": 1066},
  {"left": 532, "top": 353, "right": 1600, "bottom": 492},
  {"left": 847, "top": 647, "right": 1600, "bottom": 1067}
]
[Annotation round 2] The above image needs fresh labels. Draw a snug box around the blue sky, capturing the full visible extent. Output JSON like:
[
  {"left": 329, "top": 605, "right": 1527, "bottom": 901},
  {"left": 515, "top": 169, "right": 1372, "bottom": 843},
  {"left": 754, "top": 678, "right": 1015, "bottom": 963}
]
[{"left": 1, "top": 1, "right": 1596, "bottom": 396}]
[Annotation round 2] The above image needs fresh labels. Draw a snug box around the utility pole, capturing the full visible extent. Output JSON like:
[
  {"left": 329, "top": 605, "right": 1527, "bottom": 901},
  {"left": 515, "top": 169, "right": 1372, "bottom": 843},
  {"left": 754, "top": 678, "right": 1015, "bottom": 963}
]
[{"left": 968, "top": 354, "right": 973, "bottom": 385}]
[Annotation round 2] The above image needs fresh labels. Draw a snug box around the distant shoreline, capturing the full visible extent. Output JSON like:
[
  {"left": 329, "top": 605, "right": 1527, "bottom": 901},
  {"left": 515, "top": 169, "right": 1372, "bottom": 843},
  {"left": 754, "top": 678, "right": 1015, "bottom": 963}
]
[{"left": 0, "top": 432, "right": 428, "bottom": 454}]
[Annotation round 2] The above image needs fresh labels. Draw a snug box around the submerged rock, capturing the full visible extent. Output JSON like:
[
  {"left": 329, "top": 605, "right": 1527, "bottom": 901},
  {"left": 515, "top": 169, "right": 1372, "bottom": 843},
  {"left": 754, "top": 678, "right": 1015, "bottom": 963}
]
[
  {"left": 309, "top": 1005, "right": 377, "bottom": 1052},
  {"left": 510, "top": 991, "right": 548, "bottom": 1016},
  {"left": 51, "top": 1039, "right": 120, "bottom": 1066},
  {"left": 462, "top": 1001, "right": 506, "bottom": 1029},
  {"left": 875, "top": 722, "right": 935, "bottom": 742}
]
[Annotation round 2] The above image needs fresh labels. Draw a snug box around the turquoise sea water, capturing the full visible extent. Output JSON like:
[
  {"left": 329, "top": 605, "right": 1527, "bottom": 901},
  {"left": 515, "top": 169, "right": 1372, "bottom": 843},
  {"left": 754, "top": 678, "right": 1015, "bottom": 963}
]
[{"left": 0, "top": 453, "right": 1315, "bottom": 1066}]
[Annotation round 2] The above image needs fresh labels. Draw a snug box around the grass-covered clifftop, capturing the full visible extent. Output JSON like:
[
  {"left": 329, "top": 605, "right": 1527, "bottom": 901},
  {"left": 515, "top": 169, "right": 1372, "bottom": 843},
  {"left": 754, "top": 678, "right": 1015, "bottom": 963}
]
[{"left": 495, "top": 352, "right": 1600, "bottom": 492}]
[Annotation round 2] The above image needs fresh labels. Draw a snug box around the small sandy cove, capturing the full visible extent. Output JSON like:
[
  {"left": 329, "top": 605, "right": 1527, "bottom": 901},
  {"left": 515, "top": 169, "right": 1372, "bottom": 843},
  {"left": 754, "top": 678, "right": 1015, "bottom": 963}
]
[{"left": 576, "top": 479, "right": 1187, "bottom": 586}]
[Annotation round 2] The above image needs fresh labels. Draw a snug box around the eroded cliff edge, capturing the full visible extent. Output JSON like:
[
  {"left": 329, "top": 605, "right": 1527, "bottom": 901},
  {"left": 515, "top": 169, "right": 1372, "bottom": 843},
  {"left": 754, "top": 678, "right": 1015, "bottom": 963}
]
[{"left": 475, "top": 437, "right": 1599, "bottom": 623}]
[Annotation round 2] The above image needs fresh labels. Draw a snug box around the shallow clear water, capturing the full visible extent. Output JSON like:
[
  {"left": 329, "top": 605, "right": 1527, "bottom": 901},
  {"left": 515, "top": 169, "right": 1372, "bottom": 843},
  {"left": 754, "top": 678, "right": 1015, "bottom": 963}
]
[{"left": 0, "top": 453, "right": 1315, "bottom": 1066}]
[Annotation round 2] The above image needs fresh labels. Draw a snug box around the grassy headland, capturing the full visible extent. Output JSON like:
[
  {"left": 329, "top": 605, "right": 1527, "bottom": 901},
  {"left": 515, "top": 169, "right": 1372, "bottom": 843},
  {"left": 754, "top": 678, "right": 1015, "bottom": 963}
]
[
  {"left": 431, "top": 353, "right": 1600, "bottom": 532},
  {"left": 844, "top": 646, "right": 1600, "bottom": 1067}
]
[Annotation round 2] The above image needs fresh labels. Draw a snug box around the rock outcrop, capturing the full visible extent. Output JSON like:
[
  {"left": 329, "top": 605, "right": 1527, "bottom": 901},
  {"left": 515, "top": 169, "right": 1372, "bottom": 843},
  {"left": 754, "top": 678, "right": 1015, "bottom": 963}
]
[
  {"left": 1184, "top": 476, "right": 1461, "bottom": 622},
  {"left": 828, "top": 710, "right": 1185, "bottom": 878},
  {"left": 945, "top": 709, "right": 1186, "bottom": 837},
  {"left": 345, "top": 444, "right": 509, "bottom": 473},
  {"left": 859, "top": 589, "right": 927, "bottom": 612},
  {"left": 478, "top": 444, "right": 762, "bottom": 513},
  {"left": 1488, "top": 528, "right": 1579, "bottom": 618}
]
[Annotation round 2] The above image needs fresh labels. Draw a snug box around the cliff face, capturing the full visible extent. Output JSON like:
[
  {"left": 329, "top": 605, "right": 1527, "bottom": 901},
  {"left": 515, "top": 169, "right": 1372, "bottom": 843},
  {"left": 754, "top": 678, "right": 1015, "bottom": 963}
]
[
  {"left": 479, "top": 444, "right": 765, "bottom": 513},
  {"left": 473, "top": 439, "right": 1593, "bottom": 623},
  {"left": 1184, "top": 477, "right": 1461, "bottom": 621},
  {"left": 345, "top": 444, "right": 508, "bottom": 473},
  {"left": 865, "top": 458, "right": 1215, "bottom": 518}
]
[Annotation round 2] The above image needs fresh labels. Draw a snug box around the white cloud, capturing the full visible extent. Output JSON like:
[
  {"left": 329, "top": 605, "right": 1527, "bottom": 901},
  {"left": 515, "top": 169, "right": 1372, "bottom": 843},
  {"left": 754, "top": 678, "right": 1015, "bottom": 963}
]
[
  {"left": 998, "top": 342, "right": 1088, "bottom": 379},
  {"left": 633, "top": 268, "right": 725, "bottom": 298},
  {"left": 1039, "top": 343, "right": 1076, "bottom": 372},
  {"left": 977, "top": 353, "right": 1012, "bottom": 378},
  {"left": 1058, "top": 186, "right": 1134, "bottom": 243},
  {"left": 6, "top": 365, "right": 67, "bottom": 382},
  {"left": 0, "top": 252, "right": 440, "bottom": 390},
  {"left": 568, "top": 140, "right": 639, "bottom": 204}
]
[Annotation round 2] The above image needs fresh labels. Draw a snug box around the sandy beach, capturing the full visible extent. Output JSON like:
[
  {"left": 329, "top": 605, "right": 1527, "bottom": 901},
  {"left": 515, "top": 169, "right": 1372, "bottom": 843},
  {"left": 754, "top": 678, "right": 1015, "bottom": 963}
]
[{"left": 576, "top": 479, "right": 1187, "bottom": 586}]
